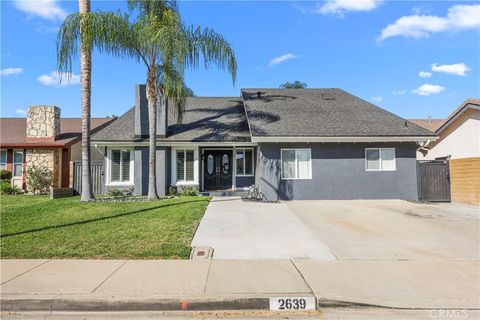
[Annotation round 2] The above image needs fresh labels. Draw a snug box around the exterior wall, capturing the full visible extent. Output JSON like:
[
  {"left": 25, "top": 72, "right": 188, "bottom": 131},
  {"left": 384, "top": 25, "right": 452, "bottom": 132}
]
[
  {"left": 26, "top": 106, "right": 60, "bottom": 138},
  {"left": 449, "top": 157, "right": 480, "bottom": 206},
  {"left": 25, "top": 148, "right": 61, "bottom": 189},
  {"left": 258, "top": 142, "right": 419, "bottom": 201},
  {"left": 70, "top": 142, "right": 106, "bottom": 161},
  {"left": 418, "top": 109, "right": 480, "bottom": 160},
  {"left": 132, "top": 146, "right": 168, "bottom": 196}
]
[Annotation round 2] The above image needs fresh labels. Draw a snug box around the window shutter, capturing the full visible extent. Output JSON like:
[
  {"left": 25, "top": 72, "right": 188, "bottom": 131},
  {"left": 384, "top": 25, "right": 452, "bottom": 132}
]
[
  {"left": 111, "top": 150, "right": 121, "bottom": 181},
  {"left": 177, "top": 150, "right": 185, "bottom": 181},
  {"left": 186, "top": 150, "right": 194, "bottom": 181},
  {"left": 121, "top": 150, "right": 130, "bottom": 181}
]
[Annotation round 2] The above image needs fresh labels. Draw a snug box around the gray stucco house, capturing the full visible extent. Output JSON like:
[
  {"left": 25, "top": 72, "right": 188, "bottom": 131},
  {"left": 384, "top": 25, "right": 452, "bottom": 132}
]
[{"left": 91, "top": 85, "right": 436, "bottom": 200}]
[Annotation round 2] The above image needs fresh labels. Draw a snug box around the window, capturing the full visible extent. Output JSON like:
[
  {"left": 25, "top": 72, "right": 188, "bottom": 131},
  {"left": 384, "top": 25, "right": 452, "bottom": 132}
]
[
  {"left": 365, "top": 148, "right": 396, "bottom": 171},
  {"left": 13, "top": 150, "right": 23, "bottom": 177},
  {"left": 176, "top": 149, "right": 194, "bottom": 182},
  {"left": 110, "top": 149, "right": 131, "bottom": 182},
  {"left": 281, "top": 149, "right": 311, "bottom": 179},
  {"left": 236, "top": 148, "right": 254, "bottom": 176},
  {"left": 0, "top": 150, "right": 6, "bottom": 170}
]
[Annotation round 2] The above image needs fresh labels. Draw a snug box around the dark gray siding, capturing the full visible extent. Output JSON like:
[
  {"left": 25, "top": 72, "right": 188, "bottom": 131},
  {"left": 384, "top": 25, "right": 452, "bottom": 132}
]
[
  {"left": 258, "top": 142, "right": 418, "bottom": 201},
  {"left": 236, "top": 176, "right": 255, "bottom": 188},
  {"left": 133, "top": 146, "right": 168, "bottom": 196}
]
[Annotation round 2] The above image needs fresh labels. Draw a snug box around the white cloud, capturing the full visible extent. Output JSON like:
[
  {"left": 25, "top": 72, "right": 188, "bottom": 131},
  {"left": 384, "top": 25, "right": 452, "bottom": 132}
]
[
  {"left": 379, "top": 4, "right": 480, "bottom": 41},
  {"left": 371, "top": 96, "right": 383, "bottom": 102},
  {"left": 268, "top": 53, "right": 298, "bottom": 67},
  {"left": 418, "top": 71, "right": 432, "bottom": 78},
  {"left": 1, "top": 67, "right": 23, "bottom": 76},
  {"left": 431, "top": 62, "right": 471, "bottom": 76},
  {"left": 15, "top": 108, "right": 27, "bottom": 116},
  {"left": 318, "top": 0, "right": 382, "bottom": 17},
  {"left": 412, "top": 84, "right": 445, "bottom": 96},
  {"left": 14, "top": 0, "right": 66, "bottom": 21},
  {"left": 37, "top": 71, "right": 80, "bottom": 87},
  {"left": 392, "top": 89, "right": 407, "bottom": 95}
]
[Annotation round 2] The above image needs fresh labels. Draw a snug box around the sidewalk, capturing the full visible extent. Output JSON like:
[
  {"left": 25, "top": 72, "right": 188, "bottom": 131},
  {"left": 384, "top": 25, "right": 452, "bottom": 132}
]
[{"left": 1, "top": 259, "right": 479, "bottom": 312}]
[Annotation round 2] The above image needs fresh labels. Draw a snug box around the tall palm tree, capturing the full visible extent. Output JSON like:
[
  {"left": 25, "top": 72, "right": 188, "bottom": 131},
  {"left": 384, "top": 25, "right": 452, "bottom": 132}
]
[{"left": 57, "top": 0, "right": 236, "bottom": 200}]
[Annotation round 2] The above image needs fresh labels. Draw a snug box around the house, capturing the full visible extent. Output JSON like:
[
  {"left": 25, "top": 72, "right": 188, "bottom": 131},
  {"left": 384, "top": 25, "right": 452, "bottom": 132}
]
[
  {"left": 410, "top": 99, "right": 480, "bottom": 205},
  {"left": 0, "top": 106, "right": 114, "bottom": 190},
  {"left": 91, "top": 85, "right": 436, "bottom": 200}
]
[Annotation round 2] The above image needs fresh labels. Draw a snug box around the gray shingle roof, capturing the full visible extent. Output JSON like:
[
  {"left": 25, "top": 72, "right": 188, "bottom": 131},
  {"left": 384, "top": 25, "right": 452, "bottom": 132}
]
[
  {"left": 241, "top": 88, "right": 435, "bottom": 137},
  {"left": 92, "top": 97, "right": 251, "bottom": 142}
]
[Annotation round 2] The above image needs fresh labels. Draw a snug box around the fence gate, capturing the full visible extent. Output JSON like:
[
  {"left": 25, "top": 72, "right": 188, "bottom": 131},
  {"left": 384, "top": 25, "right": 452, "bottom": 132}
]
[
  {"left": 417, "top": 160, "right": 451, "bottom": 202},
  {"left": 73, "top": 161, "right": 105, "bottom": 195}
]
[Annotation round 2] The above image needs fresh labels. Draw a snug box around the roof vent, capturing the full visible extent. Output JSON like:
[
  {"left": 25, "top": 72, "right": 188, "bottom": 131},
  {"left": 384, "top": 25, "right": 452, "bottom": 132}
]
[
  {"left": 322, "top": 93, "right": 335, "bottom": 100},
  {"left": 257, "top": 91, "right": 262, "bottom": 98}
]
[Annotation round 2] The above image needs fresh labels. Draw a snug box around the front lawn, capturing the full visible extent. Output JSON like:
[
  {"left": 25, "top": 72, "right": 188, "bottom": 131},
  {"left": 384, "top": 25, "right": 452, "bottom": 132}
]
[{"left": 0, "top": 195, "right": 211, "bottom": 259}]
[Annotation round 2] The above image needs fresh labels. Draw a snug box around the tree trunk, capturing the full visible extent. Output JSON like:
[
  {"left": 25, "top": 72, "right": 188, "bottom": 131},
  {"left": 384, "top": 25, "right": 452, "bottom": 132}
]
[
  {"left": 146, "top": 67, "right": 159, "bottom": 200},
  {"left": 79, "top": 0, "right": 93, "bottom": 201}
]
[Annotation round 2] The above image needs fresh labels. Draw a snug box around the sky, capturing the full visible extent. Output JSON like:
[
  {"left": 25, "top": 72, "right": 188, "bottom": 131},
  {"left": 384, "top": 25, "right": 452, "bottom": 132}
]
[{"left": 1, "top": 0, "right": 479, "bottom": 120}]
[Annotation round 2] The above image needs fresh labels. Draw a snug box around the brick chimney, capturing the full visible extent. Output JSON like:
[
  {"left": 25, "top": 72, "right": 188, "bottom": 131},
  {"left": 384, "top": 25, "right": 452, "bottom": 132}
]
[{"left": 26, "top": 106, "right": 61, "bottom": 141}]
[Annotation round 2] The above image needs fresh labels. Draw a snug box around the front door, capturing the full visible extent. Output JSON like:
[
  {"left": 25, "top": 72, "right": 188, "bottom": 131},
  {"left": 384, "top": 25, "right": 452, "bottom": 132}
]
[{"left": 204, "top": 150, "right": 232, "bottom": 190}]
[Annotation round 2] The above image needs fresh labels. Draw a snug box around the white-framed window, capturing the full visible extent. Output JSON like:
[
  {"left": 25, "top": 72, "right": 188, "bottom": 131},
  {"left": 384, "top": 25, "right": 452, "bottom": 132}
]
[
  {"left": 176, "top": 149, "right": 195, "bottom": 182},
  {"left": 13, "top": 149, "right": 23, "bottom": 177},
  {"left": 236, "top": 148, "right": 254, "bottom": 176},
  {"left": 365, "top": 148, "right": 396, "bottom": 171},
  {"left": 0, "top": 149, "right": 6, "bottom": 170},
  {"left": 108, "top": 148, "right": 133, "bottom": 184},
  {"left": 281, "top": 149, "right": 312, "bottom": 180}
]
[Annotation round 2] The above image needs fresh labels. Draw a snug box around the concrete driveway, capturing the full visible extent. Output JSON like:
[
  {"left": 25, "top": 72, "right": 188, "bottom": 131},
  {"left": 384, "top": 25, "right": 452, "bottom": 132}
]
[
  {"left": 191, "top": 197, "right": 335, "bottom": 260},
  {"left": 285, "top": 200, "right": 480, "bottom": 260},
  {"left": 193, "top": 197, "right": 479, "bottom": 260}
]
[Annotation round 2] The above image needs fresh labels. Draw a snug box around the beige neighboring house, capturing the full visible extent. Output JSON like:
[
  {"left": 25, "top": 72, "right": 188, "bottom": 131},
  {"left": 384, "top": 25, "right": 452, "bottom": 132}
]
[
  {"left": 0, "top": 105, "right": 114, "bottom": 191},
  {"left": 410, "top": 98, "right": 480, "bottom": 205}
]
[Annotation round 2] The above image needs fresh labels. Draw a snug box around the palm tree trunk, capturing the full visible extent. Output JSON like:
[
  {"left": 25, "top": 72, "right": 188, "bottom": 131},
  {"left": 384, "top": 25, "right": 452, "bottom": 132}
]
[
  {"left": 79, "top": 0, "right": 93, "bottom": 201},
  {"left": 146, "top": 67, "right": 159, "bottom": 200}
]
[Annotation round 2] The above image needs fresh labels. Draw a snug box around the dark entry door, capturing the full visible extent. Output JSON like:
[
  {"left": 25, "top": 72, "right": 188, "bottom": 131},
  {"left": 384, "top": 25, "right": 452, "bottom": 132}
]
[
  {"left": 204, "top": 150, "right": 232, "bottom": 190},
  {"left": 417, "top": 160, "right": 451, "bottom": 202}
]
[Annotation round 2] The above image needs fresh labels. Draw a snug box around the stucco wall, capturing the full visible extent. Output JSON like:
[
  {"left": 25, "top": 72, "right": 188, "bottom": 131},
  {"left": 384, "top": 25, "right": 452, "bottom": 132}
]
[
  {"left": 258, "top": 142, "right": 419, "bottom": 201},
  {"left": 133, "top": 146, "right": 168, "bottom": 196},
  {"left": 419, "top": 109, "right": 480, "bottom": 160}
]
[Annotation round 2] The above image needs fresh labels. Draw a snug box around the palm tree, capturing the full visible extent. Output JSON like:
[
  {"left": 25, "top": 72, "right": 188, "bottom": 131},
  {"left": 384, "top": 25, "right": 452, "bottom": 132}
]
[
  {"left": 280, "top": 81, "right": 307, "bottom": 89},
  {"left": 57, "top": 0, "right": 236, "bottom": 200}
]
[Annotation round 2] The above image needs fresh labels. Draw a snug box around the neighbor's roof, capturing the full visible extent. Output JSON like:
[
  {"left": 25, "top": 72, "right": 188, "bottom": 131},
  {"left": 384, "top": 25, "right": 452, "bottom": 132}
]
[
  {"left": 91, "top": 97, "right": 251, "bottom": 142},
  {"left": 0, "top": 118, "right": 114, "bottom": 148},
  {"left": 408, "top": 119, "right": 446, "bottom": 133},
  {"left": 241, "top": 88, "right": 435, "bottom": 137}
]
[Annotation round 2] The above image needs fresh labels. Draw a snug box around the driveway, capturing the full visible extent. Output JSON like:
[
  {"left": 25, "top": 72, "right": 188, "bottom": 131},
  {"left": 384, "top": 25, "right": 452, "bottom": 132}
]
[
  {"left": 191, "top": 197, "right": 335, "bottom": 259},
  {"left": 193, "top": 197, "right": 479, "bottom": 260}
]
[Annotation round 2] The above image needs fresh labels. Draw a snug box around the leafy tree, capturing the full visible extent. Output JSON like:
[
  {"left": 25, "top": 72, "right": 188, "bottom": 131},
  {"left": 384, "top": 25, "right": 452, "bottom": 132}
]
[
  {"left": 279, "top": 81, "right": 307, "bottom": 89},
  {"left": 58, "top": 0, "right": 236, "bottom": 200}
]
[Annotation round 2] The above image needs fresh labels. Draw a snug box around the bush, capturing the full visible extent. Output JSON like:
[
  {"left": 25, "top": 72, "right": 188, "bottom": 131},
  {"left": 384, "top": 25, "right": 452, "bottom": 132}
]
[
  {"left": 26, "top": 166, "right": 53, "bottom": 194},
  {"left": 107, "top": 188, "right": 133, "bottom": 197},
  {"left": 181, "top": 186, "right": 198, "bottom": 196},
  {"left": 0, "top": 181, "right": 21, "bottom": 195},
  {"left": 168, "top": 186, "right": 178, "bottom": 196},
  {"left": 0, "top": 169, "right": 12, "bottom": 181}
]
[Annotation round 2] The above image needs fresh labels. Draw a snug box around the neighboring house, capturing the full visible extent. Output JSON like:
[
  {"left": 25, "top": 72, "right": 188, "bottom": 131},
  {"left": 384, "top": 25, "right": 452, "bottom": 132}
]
[
  {"left": 91, "top": 85, "right": 435, "bottom": 200},
  {"left": 0, "top": 106, "right": 114, "bottom": 190},
  {"left": 410, "top": 98, "right": 480, "bottom": 205}
]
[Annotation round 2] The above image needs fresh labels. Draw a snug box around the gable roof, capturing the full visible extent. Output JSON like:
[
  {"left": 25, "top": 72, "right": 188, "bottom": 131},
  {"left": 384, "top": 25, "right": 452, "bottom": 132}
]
[
  {"left": 91, "top": 97, "right": 251, "bottom": 142},
  {"left": 408, "top": 119, "right": 446, "bottom": 133},
  {"left": 241, "top": 88, "right": 435, "bottom": 139},
  {"left": 0, "top": 118, "right": 114, "bottom": 148}
]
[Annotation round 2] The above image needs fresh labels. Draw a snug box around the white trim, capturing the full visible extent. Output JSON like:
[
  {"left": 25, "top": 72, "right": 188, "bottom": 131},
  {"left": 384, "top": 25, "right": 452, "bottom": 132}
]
[
  {"left": 106, "top": 147, "right": 134, "bottom": 186},
  {"left": 252, "top": 136, "right": 437, "bottom": 143},
  {"left": 94, "top": 141, "right": 258, "bottom": 147},
  {"left": 280, "top": 148, "right": 312, "bottom": 180},
  {"left": 235, "top": 147, "right": 255, "bottom": 177},
  {"left": 365, "top": 148, "right": 396, "bottom": 172},
  {"left": 171, "top": 147, "right": 199, "bottom": 187},
  {"left": 436, "top": 104, "right": 480, "bottom": 134}
]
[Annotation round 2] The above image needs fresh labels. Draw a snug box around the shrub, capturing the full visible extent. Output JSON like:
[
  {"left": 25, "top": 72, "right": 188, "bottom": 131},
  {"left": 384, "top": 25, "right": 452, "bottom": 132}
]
[
  {"left": 181, "top": 186, "right": 198, "bottom": 196},
  {"left": 107, "top": 188, "right": 133, "bottom": 197},
  {"left": 0, "top": 181, "right": 21, "bottom": 195},
  {"left": 0, "top": 169, "right": 12, "bottom": 181},
  {"left": 168, "top": 186, "right": 178, "bottom": 196},
  {"left": 26, "top": 166, "right": 53, "bottom": 194}
]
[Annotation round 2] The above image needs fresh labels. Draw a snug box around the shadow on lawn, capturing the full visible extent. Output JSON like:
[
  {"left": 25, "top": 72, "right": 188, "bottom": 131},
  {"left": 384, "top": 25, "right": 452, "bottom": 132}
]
[{"left": 1, "top": 199, "right": 209, "bottom": 238}]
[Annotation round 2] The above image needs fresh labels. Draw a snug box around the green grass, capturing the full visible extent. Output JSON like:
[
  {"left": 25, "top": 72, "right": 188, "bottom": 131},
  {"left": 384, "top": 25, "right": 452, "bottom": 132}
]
[{"left": 0, "top": 195, "right": 211, "bottom": 259}]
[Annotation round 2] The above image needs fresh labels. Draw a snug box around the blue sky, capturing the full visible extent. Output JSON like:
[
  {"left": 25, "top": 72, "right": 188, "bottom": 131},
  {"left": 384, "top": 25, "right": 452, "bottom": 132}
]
[{"left": 1, "top": 0, "right": 479, "bottom": 119}]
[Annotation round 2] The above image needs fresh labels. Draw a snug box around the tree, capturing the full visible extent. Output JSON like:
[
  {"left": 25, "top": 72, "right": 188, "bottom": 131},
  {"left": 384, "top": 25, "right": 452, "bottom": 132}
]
[
  {"left": 279, "top": 81, "right": 307, "bottom": 89},
  {"left": 57, "top": 0, "right": 236, "bottom": 200}
]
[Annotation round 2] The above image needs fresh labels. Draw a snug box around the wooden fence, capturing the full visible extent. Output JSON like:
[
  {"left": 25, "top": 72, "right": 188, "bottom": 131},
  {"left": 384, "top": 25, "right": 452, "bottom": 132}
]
[{"left": 449, "top": 157, "right": 480, "bottom": 206}]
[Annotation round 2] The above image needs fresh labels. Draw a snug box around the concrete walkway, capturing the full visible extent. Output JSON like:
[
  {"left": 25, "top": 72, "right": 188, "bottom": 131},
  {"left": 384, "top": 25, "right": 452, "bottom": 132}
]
[
  {"left": 191, "top": 197, "right": 335, "bottom": 260},
  {"left": 1, "top": 259, "right": 479, "bottom": 311}
]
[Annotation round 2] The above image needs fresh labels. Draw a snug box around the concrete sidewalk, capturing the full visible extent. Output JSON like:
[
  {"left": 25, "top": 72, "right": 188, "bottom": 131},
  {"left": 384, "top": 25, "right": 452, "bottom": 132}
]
[{"left": 1, "top": 259, "right": 479, "bottom": 312}]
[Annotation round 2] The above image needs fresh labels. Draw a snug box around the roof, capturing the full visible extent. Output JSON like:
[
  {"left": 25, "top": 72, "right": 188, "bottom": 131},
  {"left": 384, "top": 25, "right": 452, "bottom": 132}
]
[
  {"left": 0, "top": 118, "right": 114, "bottom": 148},
  {"left": 408, "top": 119, "right": 446, "bottom": 133},
  {"left": 91, "top": 97, "right": 251, "bottom": 142},
  {"left": 241, "top": 88, "right": 434, "bottom": 137}
]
